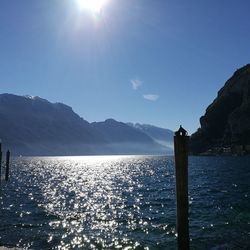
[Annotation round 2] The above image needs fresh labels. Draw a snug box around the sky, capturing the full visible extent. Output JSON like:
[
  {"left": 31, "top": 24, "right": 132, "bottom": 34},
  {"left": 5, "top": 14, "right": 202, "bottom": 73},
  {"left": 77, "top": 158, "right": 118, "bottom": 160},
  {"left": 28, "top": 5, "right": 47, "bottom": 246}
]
[{"left": 0, "top": 0, "right": 250, "bottom": 133}]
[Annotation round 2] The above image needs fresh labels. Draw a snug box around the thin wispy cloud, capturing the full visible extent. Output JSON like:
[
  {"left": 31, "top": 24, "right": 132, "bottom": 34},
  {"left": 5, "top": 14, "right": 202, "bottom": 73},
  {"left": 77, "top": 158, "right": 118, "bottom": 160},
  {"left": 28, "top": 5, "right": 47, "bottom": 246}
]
[
  {"left": 131, "top": 78, "right": 143, "bottom": 90},
  {"left": 143, "top": 94, "right": 159, "bottom": 101},
  {"left": 131, "top": 77, "right": 159, "bottom": 101}
]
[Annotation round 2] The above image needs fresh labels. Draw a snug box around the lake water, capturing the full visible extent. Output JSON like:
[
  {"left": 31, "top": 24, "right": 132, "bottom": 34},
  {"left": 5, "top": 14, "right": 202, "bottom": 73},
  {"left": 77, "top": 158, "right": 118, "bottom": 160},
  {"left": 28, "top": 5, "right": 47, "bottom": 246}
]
[{"left": 0, "top": 156, "right": 249, "bottom": 249}]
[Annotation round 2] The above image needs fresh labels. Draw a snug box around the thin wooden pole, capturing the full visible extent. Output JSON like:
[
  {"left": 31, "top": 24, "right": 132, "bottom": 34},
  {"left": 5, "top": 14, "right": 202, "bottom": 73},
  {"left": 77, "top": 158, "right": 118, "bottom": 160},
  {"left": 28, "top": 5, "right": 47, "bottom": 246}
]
[
  {"left": 174, "top": 126, "right": 190, "bottom": 250},
  {"left": 5, "top": 150, "right": 10, "bottom": 181}
]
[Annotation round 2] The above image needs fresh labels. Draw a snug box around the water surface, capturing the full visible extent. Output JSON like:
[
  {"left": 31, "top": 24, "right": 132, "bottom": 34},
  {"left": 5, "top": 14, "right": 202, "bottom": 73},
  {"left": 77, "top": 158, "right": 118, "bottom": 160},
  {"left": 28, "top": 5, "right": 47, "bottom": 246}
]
[{"left": 0, "top": 156, "right": 249, "bottom": 249}]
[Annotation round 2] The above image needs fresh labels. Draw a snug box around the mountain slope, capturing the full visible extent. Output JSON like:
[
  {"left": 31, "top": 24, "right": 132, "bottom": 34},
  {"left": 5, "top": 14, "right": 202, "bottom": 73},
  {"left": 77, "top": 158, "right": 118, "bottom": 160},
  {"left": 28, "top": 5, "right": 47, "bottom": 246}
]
[
  {"left": 128, "top": 123, "right": 174, "bottom": 149},
  {"left": 0, "top": 94, "right": 171, "bottom": 156},
  {"left": 0, "top": 94, "right": 108, "bottom": 155},
  {"left": 190, "top": 64, "right": 250, "bottom": 155},
  {"left": 91, "top": 119, "right": 168, "bottom": 155}
]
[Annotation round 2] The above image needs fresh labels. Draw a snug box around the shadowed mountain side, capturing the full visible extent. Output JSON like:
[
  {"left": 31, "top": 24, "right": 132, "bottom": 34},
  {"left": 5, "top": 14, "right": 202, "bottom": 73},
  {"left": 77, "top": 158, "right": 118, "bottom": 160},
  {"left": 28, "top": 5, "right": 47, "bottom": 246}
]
[
  {"left": 190, "top": 64, "right": 250, "bottom": 155},
  {"left": 0, "top": 94, "right": 105, "bottom": 141},
  {"left": 0, "top": 94, "right": 115, "bottom": 155},
  {"left": 0, "top": 94, "right": 171, "bottom": 156}
]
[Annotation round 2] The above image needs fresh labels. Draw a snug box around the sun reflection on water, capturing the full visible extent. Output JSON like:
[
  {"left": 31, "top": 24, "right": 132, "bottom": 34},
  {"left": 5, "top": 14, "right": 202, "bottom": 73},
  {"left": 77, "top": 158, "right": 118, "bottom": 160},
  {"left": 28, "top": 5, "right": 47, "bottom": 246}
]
[
  {"left": 3, "top": 155, "right": 175, "bottom": 249},
  {"left": 1, "top": 156, "right": 250, "bottom": 249}
]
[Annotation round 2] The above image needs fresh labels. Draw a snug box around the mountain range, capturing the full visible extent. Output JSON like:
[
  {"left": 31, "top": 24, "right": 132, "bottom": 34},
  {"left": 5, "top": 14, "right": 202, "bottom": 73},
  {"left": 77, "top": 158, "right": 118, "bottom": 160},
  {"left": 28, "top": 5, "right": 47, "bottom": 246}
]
[
  {"left": 190, "top": 64, "right": 250, "bottom": 155},
  {"left": 0, "top": 94, "right": 173, "bottom": 156}
]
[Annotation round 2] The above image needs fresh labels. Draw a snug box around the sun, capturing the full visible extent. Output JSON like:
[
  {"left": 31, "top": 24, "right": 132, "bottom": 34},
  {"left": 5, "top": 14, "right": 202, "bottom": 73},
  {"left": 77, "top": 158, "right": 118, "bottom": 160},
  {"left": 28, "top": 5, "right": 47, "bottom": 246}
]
[{"left": 76, "top": 0, "right": 109, "bottom": 13}]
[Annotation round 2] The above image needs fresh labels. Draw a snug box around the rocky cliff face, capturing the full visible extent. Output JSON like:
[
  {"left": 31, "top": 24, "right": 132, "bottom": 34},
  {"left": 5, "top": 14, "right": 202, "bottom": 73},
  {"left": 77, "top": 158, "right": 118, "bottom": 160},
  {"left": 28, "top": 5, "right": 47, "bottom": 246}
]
[{"left": 190, "top": 64, "right": 250, "bottom": 154}]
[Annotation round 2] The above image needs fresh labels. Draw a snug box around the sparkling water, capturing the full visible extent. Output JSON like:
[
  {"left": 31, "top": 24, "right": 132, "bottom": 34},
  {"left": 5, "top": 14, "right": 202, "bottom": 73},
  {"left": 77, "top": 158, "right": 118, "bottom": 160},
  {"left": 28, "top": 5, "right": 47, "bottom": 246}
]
[{"left": 0, "top": 156, "right": 249, "bottom": 249}]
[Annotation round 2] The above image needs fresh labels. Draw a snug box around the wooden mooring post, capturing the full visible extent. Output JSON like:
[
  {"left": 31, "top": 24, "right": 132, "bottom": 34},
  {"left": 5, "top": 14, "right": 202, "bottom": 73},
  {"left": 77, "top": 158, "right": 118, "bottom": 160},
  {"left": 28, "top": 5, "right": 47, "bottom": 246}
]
[
  {"left": 5, "top": 150, "right": 10, "bottom": 181},
  {"left": 174, "top": 126, "right": 190, "bottom": 250}
]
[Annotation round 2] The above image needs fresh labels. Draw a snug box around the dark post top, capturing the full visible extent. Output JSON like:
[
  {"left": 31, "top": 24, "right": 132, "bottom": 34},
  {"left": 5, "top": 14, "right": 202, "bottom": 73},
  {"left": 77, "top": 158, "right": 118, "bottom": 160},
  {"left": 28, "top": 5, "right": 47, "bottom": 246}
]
[
  {"left": 175, "top": 125, "right": 188, "bottom": 137},
  {"left": 174, "top": 126, "right": 189, "bottom": 250}
]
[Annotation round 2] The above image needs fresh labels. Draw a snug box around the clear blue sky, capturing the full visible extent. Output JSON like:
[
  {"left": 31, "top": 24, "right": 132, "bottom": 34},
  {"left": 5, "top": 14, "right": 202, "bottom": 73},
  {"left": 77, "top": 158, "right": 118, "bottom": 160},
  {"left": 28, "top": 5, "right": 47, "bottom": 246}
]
[{"left": 0, "top": 0, "right": 250, "bottom": 133}]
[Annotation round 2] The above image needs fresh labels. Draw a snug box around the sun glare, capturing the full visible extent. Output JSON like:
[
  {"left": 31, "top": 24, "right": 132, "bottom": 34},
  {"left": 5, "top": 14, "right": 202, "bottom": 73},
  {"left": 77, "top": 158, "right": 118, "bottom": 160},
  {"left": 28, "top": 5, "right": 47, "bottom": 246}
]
[{"left": 76, "top": 0, "right": 109, "bottom": 13}]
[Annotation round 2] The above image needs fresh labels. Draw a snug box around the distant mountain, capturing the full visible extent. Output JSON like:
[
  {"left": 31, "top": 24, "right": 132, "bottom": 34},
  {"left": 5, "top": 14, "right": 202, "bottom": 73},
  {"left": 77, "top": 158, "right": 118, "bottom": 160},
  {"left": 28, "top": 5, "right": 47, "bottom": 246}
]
[
  {"left": 127, "top": 123, "right": 174, "bottom": 150},
  {"left": 0, "top": 94, "right": 106, "bottom": 155},
  {"left": 92, "top": 119, "right": 154, "bottom": 143},
  {"left": 0, "top": 94, "right": 171, "bottom": 156},
  {"left": 190, "top": 64, "right": 250, "bottom": 155},
  {"left": 92, "top": 119, "right": 170, "bottom": 155}
]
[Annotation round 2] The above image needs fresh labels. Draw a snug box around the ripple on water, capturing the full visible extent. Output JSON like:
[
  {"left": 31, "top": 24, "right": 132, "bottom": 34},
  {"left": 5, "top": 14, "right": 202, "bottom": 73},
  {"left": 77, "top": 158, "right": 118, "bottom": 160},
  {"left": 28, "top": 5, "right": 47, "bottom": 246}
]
[{"left": 0, "top": 155, "right": 250, "bottom": 249}]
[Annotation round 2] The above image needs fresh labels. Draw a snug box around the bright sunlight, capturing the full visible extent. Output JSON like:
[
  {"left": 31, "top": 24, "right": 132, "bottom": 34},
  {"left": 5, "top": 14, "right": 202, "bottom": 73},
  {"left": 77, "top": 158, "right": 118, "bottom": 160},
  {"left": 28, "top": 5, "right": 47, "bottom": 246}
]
[{"left": 76, "top": 0, "right": 109, "bottom": 13}]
